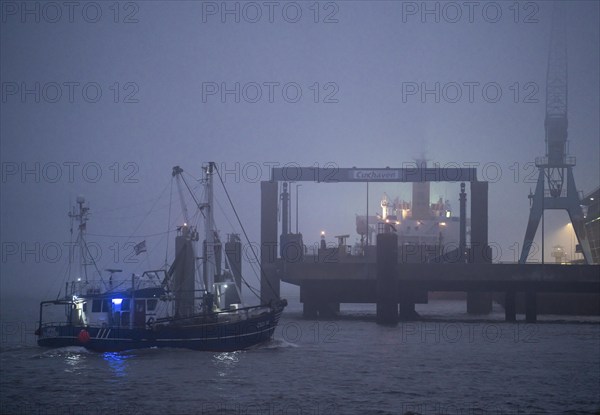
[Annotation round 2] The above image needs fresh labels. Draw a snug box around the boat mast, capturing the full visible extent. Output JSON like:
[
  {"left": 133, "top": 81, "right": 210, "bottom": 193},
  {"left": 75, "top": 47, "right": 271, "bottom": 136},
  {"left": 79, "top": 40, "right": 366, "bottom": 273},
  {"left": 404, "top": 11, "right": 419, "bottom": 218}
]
[
  {"left": 68, "top": 195, "right": 90, "bottom": 283},
  {"left": 204, "top": 162, "right": 216, "bottom": 294}
]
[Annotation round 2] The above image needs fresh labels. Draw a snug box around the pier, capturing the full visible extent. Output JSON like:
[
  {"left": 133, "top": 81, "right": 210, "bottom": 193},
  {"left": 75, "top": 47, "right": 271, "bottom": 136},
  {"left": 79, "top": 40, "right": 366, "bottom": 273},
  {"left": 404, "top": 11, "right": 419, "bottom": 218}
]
[{"left": 259, "top": 167, "right": 600, "bottom": 324}]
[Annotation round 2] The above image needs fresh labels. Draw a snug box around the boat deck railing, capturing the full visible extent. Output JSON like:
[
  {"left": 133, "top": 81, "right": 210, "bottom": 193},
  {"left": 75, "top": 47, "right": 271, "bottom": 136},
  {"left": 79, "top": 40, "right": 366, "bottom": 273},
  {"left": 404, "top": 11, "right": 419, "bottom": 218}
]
[
  {"left": 39, "top": 299, "right": 283, "bottom": 331},
  {"left": 153, "top": 303, "right": 272, "bottom": 326},
  {"left": 38, "top": 321, "right": 82, "bottom": 335}
]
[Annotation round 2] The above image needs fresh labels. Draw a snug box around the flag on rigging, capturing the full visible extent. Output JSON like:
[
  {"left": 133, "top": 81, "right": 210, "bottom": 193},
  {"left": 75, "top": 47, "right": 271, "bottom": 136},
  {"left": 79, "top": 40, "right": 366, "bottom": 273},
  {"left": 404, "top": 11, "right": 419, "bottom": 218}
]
[{"left": 134, "top": 240, "right": 147, "bottom": 255}]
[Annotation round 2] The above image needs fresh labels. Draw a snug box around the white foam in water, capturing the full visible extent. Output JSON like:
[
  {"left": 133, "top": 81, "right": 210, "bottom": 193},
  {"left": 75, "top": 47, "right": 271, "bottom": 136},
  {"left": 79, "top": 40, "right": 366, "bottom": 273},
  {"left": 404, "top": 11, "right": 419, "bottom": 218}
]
[
  {"left": 252, "top": 339, "right": 299, "bottom": 350},
  {"left": 38, "top": 346, "right": 89, "bottom": 358}
]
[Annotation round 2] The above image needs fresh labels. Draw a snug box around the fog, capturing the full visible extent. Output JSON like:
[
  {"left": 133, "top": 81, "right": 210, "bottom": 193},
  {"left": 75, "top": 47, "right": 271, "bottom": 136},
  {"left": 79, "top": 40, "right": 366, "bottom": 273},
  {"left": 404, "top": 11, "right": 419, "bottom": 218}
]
[{"left": 1, "top": 1, "right": 599, "bottom": 303}]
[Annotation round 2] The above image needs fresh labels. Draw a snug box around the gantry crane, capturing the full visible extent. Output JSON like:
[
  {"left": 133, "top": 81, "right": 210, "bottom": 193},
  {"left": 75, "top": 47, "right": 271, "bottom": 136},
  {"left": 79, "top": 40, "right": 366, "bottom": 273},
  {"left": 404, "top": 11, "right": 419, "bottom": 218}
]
[{"left": 519, "top": 4, "right": 592, "bottom": 264}]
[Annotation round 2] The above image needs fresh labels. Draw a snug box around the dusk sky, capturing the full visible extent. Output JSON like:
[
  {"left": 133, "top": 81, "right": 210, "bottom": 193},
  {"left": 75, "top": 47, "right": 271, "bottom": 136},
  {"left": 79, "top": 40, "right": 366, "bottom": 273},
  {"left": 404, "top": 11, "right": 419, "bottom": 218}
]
[{"left": 1, "top": 1, "right": 599, "bottom": 301}]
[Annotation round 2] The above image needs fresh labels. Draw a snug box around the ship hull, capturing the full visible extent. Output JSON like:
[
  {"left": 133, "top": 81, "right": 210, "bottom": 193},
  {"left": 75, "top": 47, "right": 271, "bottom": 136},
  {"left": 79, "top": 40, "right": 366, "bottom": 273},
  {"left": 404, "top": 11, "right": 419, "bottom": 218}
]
[{"left": 38, "top": 308, "right": 283, "bottom": 352}]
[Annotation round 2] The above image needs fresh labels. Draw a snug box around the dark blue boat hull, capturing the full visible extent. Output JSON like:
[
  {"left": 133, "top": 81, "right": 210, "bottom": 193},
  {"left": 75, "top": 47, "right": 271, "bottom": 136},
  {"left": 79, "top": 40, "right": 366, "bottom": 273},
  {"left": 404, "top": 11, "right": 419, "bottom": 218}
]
[{"left": 38, "top": 309, "right": 282, "bottom": 352}]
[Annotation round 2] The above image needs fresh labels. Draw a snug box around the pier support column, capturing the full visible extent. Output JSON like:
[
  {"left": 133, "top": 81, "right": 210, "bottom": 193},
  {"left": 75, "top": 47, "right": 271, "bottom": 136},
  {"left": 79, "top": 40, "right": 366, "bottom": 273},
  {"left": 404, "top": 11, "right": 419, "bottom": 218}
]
[
  {"left": 302, "top": 302, "right": 339, "bottom": 319},
  {"left": 260, "top": 181, "right": 279, "bottom": 304},
  {"left": 398, "top": 287, "right": 419, "bottom": 320},
  {"left": 303, "top": 301, "right": 318, "bottom": 319},
  {"left": 300, "top": 282, "right": 339, "bottom": 319},
  {"left": 505, "top": 290, "right": 516, "bottom": 322},
  {"left": 525, "top": 291, "right": 537, "bottom": 323},
  {"left": 467, "top": 181, "right": 492, "bottom": 314},
  {"left": 376, "top": 233, "right": 398, "bottom": 325},
  {"left": 467, "top": 292, "right": 493, "bottom": 315},
  {"left": 399, "top": 297, "right": 417, "bottom": 320},
  {"left": 459, "top": 182, "right": 467, "bottom": 262},
  {"left": 318, "top": 303, "right": 340, "bottom": 318}
]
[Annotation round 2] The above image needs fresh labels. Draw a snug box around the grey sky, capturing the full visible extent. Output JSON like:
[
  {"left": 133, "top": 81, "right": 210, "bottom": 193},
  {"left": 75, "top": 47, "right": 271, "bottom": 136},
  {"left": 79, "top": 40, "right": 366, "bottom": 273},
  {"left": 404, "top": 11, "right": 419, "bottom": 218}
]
[{"left": 1, "top": 1, "right": 599, "bottom": 300}]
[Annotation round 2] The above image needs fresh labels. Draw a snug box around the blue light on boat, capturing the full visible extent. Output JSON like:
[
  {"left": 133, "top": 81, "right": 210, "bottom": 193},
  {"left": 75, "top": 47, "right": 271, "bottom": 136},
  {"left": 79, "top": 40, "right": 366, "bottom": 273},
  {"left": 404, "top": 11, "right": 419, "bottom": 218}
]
[{"left": 112, "top": 298, "right": 123, "bottom": 305}]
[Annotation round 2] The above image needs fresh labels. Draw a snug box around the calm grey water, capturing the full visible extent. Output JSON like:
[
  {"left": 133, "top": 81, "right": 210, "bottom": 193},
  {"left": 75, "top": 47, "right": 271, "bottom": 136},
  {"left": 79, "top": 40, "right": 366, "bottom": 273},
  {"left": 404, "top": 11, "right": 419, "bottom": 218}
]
[{"left": 1, "top": 296, "right": 599, "bottom": 415}]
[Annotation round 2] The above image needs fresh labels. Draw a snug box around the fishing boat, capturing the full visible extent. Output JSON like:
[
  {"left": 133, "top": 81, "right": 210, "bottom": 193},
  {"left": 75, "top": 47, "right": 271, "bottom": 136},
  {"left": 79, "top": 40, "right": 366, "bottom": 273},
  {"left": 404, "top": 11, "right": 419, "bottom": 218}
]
[{"left": 36, "top": 162, "right": 287, "bottom": 352}]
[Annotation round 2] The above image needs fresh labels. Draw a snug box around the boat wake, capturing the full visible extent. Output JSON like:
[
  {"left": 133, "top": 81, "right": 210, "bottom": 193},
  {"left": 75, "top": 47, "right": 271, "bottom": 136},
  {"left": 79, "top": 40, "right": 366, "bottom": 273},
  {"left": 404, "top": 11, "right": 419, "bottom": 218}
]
[
  {"left": 35, "top": 346, "right": 90, "bottom": 358},
  {"left": 254, "top": 338, "right": 299, "bottom": 350}
]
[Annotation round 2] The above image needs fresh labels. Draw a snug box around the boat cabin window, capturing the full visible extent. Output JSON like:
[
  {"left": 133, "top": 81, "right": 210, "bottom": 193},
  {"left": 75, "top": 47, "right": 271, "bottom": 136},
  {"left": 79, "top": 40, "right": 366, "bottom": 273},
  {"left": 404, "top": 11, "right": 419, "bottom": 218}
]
[
  {"left": 122, "top": 299, "right": 130, "bottom": 311},
  {"left": 91, "top": 299, "right": 112, "bottom": 313},
  {"left": 147, "top": 299, "right": 158, "bottom": 311}
]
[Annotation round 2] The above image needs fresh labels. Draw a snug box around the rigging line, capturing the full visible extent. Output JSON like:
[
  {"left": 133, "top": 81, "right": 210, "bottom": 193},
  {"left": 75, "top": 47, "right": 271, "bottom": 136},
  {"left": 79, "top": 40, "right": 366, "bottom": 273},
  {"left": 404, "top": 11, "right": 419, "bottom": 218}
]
[
  {"left": 223, "top": 256, "right": 252, "bottom": 301},
  {"left": 242, "top": 250, "right": 266, "bottom": 297},
  {"left": 222, "top": 248, "right": 260, "bottom": 299},
  {"left": 220, "top": 245, "right": 260, "bottom": 299},
  {"left": 95, "top": 180, "right": 171, "bottom": 274},
  {"left": 168, "top": 209, "right": 186, "bottom": 233},
  {"left": 186, "top": 176, "right": 207, "bottom": 221},
  {"left": 165, "top": 177, "right": 174, "bottom": 269},
  {"left": 90, "top": 194, "right": 170, "bottom": 215},
  {"left": 194, "top": 254, "right": 205, "bottom": 292},
  {"left": 117, "top": 180, "right": 171, "bottom": 246},
  {"left": 180, "top": 171, "right": 206, "bottom": 219},
  {"left": 240, "top": 279, "right": 261, "bottom": 299},
  {"left": 103, "top": 279, "right": 130, "bottom": 293},
  {"left": 215, "top": 194, "right": 237, "bottom": 234},
  {"left": 80, "top": 234, "right": 105, "bottom": 285},
  {"left": 53, "top": 255, "right": 71, "bottom": 300},
  {"left": 91, "top": 209, "right": 172, "bottom": 221},
  {"left": 127, "top": 227, "right": 172, "bottom": 276},
  {"left": 175, "top": 174, "right": 189, "bottom": 224},
  {"left": 87, "top": 230, "right": 175, "bottom": 238},
  {"left": 214, "top": 164, "right": 277, "bottom": 301},
  {"left": 239, "top": 271, "right": 261, "bottom": 298},
  {"left": 186, "top": 177, "right": 205, "bottom": 208}
]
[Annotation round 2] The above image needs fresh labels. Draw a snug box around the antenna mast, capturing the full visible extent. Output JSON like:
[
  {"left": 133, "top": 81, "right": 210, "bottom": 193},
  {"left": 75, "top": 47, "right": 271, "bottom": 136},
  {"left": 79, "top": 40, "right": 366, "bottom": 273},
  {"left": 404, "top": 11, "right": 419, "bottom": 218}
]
[{"left": 68, "top": 195, "right": 91, "bottom": 281}]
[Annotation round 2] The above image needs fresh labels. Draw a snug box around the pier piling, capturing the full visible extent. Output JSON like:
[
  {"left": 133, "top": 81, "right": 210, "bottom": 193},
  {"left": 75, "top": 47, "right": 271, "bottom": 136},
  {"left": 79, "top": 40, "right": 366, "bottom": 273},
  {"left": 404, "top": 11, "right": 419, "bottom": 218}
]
[
  {"left": 467, "top": 181, "right": 493, "bottom": 314},
  {"left": 505, "top": 290, "right": 517, "bottom": 322},
  {"left": 526, "top": 291, "right": 538, "bottom": 322},
  {"left": 376, "top": 233, "right": 399, "bottom": 325},
  {"left": 260, "top": 181, "right": 280, "bottom": 304}
]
